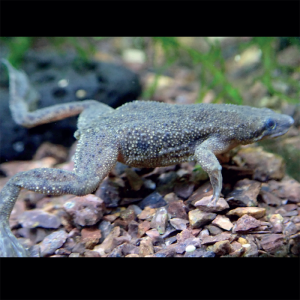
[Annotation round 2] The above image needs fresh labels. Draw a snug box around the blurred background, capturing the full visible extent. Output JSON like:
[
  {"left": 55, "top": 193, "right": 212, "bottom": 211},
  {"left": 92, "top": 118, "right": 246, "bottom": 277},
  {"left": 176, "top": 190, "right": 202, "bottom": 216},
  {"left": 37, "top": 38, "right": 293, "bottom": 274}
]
[{"left": 0, "top": 37, "right": 299, "bottom": 179}]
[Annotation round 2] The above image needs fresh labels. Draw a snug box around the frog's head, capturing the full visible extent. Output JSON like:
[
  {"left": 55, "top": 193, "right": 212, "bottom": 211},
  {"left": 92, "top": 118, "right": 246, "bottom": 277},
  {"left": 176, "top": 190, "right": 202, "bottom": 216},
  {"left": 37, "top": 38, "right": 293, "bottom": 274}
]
[{"left": 240, "top": 107, "right": 294, "bottom": 143}]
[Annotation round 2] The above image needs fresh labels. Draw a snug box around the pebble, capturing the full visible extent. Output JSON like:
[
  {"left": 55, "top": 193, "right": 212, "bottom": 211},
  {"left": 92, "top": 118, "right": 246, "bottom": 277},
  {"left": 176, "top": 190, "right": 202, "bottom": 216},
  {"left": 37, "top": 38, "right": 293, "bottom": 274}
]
[
  {"left": 227, "top": 207, "right": 266, "bottom": 219},
  {"left": 95, "top": 178, "right": 120, "bottom": 208},
  {"left": 269, "top": 214, "right": 284, "bottom": 233},
  {"left": 124, "top": 168, "right": 144, "bottom": 191},
  {"left": 150, "top": 207, "right": 168, "bottom": 234},
  {"left": 84, "top": 250, "right": 101, "bottom": 257},
  {"left": 185, "top": 245, "right": 196, "bottom": 252},
  {"left": 260, "top": 234, "right": 286, "bottom": 255},
  {"left": 81, "top": 227, "right": 102, "bottom": 249},
  {"left": 212, "top": 215, "right": 233, "bottom": 231},
  {"left": 94, "top": 226, "right": 121, "bottom": 254},
  {"left": 137, "top": 220, "right": 151, "bottom": 238},
  {"left": 170, "top": 218, "right": 189, "bottom": 230},
  {"left": 226, "top": 179, "right": 261, "bottom": 207},
  {"left": 40, "top": 230, "right": 68, "bottom": 257},
  {"left": 194, "top": 196, "right": 229, "bottom": 212},
  {"left": 139, "top": 237, "right": 154, "bottom": 256},
  {"left": 174, "top": 181, "right": 194, "bottom": 199},
  {"left": 128, "top": 220, "right": 139, "bottom": 238},
  {"left": 167, "top": 200, "right": 188, "bottom": 219},
  {"left": 212, "top": 240, "right": 232, "bottom": 256},
  {"left": 202, "top": 232, "right": 232, "bottom": 245},
  {"left": 145, "top": 229, "right": 164, "bottom": 246},
  {"left": 283, "top": 222, "right": 298, "bottom": 236},
  {"left": 125, "top": 254, "right": 140, "bottom": 257},
  {"left": 205, "top": 224, "right": 223, "bottom": 236},
  {"left": 188, "top": 209, "right": 217, "bottom": 229},
  {"left": 120, "top": 206, "right": 136, "bottom": 222},
  {"left": 163, "top": 192, "right": 179, "bottom": 203},
  {"left": 237, "top": 237, "right": 248, "bottom": 245},
  {"left": 138, "top": 191, "right": 167, "bottom": 209},
  {"left": 18, "top": 209, "right": 61, "bottom": 229},
  {"left": 137, "top": 207, "right": 157, "bottom": 221},
  {"left": 98, "top": 220, "right": 113, "bottom": 243},
  {"left": 260, "top": 190, "right": 282, "bottom": 206},
  {"left": 233, "top": 214, "right": 261, "bottom": 232},
  {"left": 63, "top": 194, "right": 105, "bottom": 226}
]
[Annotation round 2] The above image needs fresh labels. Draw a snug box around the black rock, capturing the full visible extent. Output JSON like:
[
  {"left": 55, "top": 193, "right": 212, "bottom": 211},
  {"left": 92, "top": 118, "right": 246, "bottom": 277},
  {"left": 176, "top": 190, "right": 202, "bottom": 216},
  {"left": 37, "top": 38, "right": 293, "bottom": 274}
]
[
  {"left": 138, "top": 191, "right": 167, "bottom": 209},
  {"left": 0, "top": 50, "right": 142, "bottom": 163}
]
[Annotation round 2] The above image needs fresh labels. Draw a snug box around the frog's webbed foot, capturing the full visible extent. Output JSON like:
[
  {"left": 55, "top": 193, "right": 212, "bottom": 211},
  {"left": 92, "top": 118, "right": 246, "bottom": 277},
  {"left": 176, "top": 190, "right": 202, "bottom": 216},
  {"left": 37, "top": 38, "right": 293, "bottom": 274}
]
[
  {"left": 207, "top": 167, "right": 222, "bottom": 207},
  {"left": 0, "top": 219, "right": 29, "bottom": 257}
]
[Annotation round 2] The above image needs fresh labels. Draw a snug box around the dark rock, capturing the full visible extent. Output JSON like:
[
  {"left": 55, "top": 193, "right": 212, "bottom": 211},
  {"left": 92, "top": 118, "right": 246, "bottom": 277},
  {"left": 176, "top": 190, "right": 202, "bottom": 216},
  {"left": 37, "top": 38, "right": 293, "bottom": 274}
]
[
  {"left": 260, "top": 234, "right": 286, "bottom": 255},
  {"left": 112, "top": 219, "right": 128, "bottom": 231},
  {"left": 260, "top": 190, "right": 282, "bottom": 206},
  {"left": 95, "top": 178, "right": 121, "bottom": 208},
  {"left": 138, "top": 191, "right": 167, "bottom": 209},
  {"left": 120, "top": 205, "right": 136, "bottom": 222},
  {"left": 227, "top": 179, "right": 261, "bottom": 207},
  {"left": 167, "top": 200, "right": 188, "bottom": 219},
  {"left": 55, "top": 248, "right": 71, "bottom": 256},
  {"left": 72, "top": 242, "right": 86, "bottom": 255},
  {"left": 40, "top": 230, "right": 68, "bottom": 257},
  {"left": 98, "top": 220, "right": 113, "bottom": 243},
  {"left": 283, "top": 222, "right": 298, "bottom": 236},
  {"left": 174, "top": 180, "right": 194, "bottom": 199},
  {"left": 121, "top": 243, "right": 139, "bottom": 256},
  {"left": 124, "top": 168, "right": 144, "bottom": 191},
  {"left": 63, "top": 194, "right": 105, "bottom": 226},
  {"left": 267, "top": 179, "right": 300, "bottom": 203},
  {"left": 165, "top": 236, "right": 177, "bottom": 246},
  {"left": 18, "top": 209, "right": 61, "bottom": 229},
  {"left": 154, "top": 245, "right": 176, "bottom": 257},
  {"left": 205, "top": 224, "right": 224, "bottom": 236},
  {"left": 0, "top": 51, "right": 141, "bottom": 163},
  {"left": 128, "top": 220, "right": 139, "bottom": 239}
]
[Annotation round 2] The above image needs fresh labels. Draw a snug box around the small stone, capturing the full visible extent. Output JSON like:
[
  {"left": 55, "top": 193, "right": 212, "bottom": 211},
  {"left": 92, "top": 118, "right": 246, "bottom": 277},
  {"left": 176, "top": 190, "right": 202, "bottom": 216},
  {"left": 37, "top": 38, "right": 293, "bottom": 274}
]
[
  {"left": 205, "top": 224, "right": 223, "bottom": 236},
  {"left": 260, "top": 234, "right": 286, "bottom": 255},
  {"left": 227, "top": 246, "right": 245, "bottom": 257},
  {"left": 40, "top": 230, "right": 68, "bottom": 257},
  {"left": 137, "top": 207, "right": 157, "bottom": 221},
  {"left": 145, "top": 229, "right": 164, "bottom": 245},
  {"left": 260, "top": 190, "right": 281, "bottom": 206},
  {"left": 227, "top": 179, "right": 261, "bottom": 207},
  {"left": 124, "top": 168, "right": 144, "bottom": 191},
  {"left": 72, "top": 242, "right": 86, "bottom": 255},
  {"left": 188, "top": 209, "right": 216, "bottom": 229},
  {"left": 212, "top": 215, "right": 233, "bottom": 231},
  {"left": 242, "top": 241, "right": 259, "bottom": 257},
  {"left": 227, "top": 207, "right": 266, "bottom": 219},
  {"left": 194, "top": 196, "right": 229, "bottom": 212},
  {"left": 185, "top": 245, "right": 196, "bottom": 252},
  {"left": 138, "top": 191, "right": 167, "bottom": 209},
  {"left": 175, "top": 237, "right": 201, "bottom": 254},
  {"left": 185, "top": 182, "right": 213, "bottom": 207},
  {"left": 18, "top": 209, "right": 61, "bottom": 229},
  {"left": 230, "top": 241, "right": 243, "bottom": 251},
  {"left": 139, "top": 237, "right": 154, "bottom": 256},
  {"left": 269, "top": 214, "right": 284, "bottom": 233},
  {"left": 94, "top": 226, "right": 121, "bottom": 254},
  {"left": 283, "top": 222, "right": 298, "bottom": 236},
  {"left": 122, "top": 243, "right": 139, "bottom": 256},
  {"left": 84, "top": 250, "right": 101, "bottom": 257},
  {"left": 174, "top": 181, "right": 194, "bottom": 199},
  {"left": 238, "top": 237, "right": 248, "bottom": 245},
  {"left": 176, "top": 228, "right": 194, "bottom": 244},
  {"left": 202, "top": 232, "right": 232, "bottom": 245},
  {"left": 63, "top": 194, "right": 105, "bottom": 226},
  {"left": 128, "top": 220, "right": 139, "bottom": 238},
  {"left": 95, "top": 178, "right": 120, "bottom": 208},
  {"left": 167, "top": 200, "right": 188, "bottom": 219},
  {"left": 212, "top": 240, "right": 232, "bottom": 256},
  {"left": 125, "top": 254, "right": 140, "bottom": 257},
  {"left": 81, "top": 227, "right": 101, "bottom": 249},
  {"left": 112, "top": 219, "right": 128, "bottom": 231},
  {"left": 137, "top": 220, "right": 151, "bottom": 238},
  {"left": 198, "top": 229, "right": 209, "bottom": 239},
  {"left": 233, "top": 214, "right": 261, "bottom": 233},
  {"left": 150, "top": 207, "right": 168, "bottom": 234},
  {"left": 120, "top": 206, "right": 136, "bottom": 222},
  {"left": 55, "top": 248, "right": 71, "bottom": 256},
  {"left": 165, "top": 236, "right": 177, "bottom": 246},
  {"left": 170, "top": 218, "right": 189, "bottom": 230},
  {"left": 98, "top": 220, "right": 113, "bottom": 243},
  {"left": 69, "top": 253, "right": 80, "bottom": 257},
  {"left": 164, "top": 192, "right": 179, "bottom": 203}
]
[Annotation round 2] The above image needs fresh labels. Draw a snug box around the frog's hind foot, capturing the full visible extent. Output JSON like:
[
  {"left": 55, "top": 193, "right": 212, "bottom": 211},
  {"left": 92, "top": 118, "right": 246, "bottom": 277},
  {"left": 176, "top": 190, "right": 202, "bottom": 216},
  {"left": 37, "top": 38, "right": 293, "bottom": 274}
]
[{"left": 0, "top": 220, "right": 29, "bottom": 257}]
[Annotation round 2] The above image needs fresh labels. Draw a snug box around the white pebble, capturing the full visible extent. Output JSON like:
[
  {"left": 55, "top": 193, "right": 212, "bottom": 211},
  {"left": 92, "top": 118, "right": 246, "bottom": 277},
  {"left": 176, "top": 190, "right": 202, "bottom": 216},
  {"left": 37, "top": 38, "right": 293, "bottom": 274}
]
[{"left": 185, "top": 245, "right": 196, "bottom": 252}]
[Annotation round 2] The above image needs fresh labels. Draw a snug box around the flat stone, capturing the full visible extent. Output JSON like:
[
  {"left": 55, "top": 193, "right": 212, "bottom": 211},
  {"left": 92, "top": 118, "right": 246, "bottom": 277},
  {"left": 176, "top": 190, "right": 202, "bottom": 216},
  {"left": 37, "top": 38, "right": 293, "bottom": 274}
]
[
  {"left": 81, "top": 227, "right": 101, "bottom": 249},
  {"left": 268, "top": 178, "right": 300, "bottom": 203},
  {"left": 194, "top": 196, "right": 229, "bottom": 212},
  {"left": 283, "top": 222, "right": 298, "bottom": 236},
  {"left": 128, "top": 220, "right": 139, "bottom": 239},
  {"left": 176, "top": 228, "right": 194, "bottom": 244},
  {"left": 205, "top": 224, "right": 223, "bottom": 236},
  {"left": 150, "top": 207, "right": 168, "bottom": 234},
  {"left": 94, "top": 226, "right": 121, "bottom": 255},
  {"left": 154, "top": 245, "right": 176, "bottom": 257},
  {"left": 120, "top": 205, "right": 136, "bottom": 222},
  {"left": 174, "top": 181, "right": 194, "bottom": 199},
  {"left": 170, "top": 218, "right": 189, "bottom": 230},
  {"left": 18, "top": 209, "right": 61, "bottom": 229},
  {"left": 188, "top": 209, "right": 216, "bottom": 229},
  {"left": 227, "top": 207, "right": 266, "bottom": 219},
  {"left": 260, "top": 190, "right": 281, "bottom": 206},
  {"left": 227, "top": 179, "right": 261, "bottom": 207},
  {"left": 202, "top": 232, "right": 232, "bottom": 245},
  {"left": 63, "top": 194, "right": 105, "bottom": 226},
  {"left": 212, "top": 215, "right": 233, "bottom": 231},
  {"left": 145, "top": 229, "right": 164, "bottom": 246},
  {"left": 167, "top": 200, "right": 188, "bottom": 219},
  {"left": 233, "top": 214, "right": 261, "bottom": 232},
  {"left": 260, "top": 234, "right": 286, "bottom": 254},
  {"left": 185, "top": 182, "right": 213, "bottom": 207},
  {"left": 40, "top": 230, "right": 68, "bottom": 257},
  {"left": 95, "top": 178, "right": 121, "bottom": 208}
]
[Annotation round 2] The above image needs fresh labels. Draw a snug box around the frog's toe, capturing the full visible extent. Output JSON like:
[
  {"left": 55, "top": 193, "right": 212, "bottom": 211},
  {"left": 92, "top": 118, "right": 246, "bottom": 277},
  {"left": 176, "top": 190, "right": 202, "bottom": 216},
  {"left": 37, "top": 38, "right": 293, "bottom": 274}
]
[{"left": 0, "top": 221, "right": 29, "bottom": 257}]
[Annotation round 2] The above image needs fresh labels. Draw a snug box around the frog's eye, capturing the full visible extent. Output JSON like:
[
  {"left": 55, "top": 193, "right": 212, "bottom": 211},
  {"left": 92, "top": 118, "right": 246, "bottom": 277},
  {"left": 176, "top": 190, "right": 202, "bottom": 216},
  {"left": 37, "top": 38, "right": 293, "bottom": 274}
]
[{"left": 265, "top": 118, "right": 276, "bottom": 130}]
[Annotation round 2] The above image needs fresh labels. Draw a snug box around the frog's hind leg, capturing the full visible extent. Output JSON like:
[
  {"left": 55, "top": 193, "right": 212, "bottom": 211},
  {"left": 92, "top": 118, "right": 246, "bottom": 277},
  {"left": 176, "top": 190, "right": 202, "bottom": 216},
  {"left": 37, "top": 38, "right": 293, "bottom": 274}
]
[{"left": 2, "top": 59, "right": 114, "bottom": 128}]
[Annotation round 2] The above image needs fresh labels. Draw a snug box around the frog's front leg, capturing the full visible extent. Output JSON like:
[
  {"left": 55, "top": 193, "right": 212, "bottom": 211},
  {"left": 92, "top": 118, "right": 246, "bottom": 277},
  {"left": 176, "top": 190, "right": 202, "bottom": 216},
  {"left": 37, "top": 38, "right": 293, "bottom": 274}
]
[
  {"left": 194, "top": 138, "right": 231, "bottom": 206},
  {"left": 0, "top": 142, "right": 118, "bottom": 257}
]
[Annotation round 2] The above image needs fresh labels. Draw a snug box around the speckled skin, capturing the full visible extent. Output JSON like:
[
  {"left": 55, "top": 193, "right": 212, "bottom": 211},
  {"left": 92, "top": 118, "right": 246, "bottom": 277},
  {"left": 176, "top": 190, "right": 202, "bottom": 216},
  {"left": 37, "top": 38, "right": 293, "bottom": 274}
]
[{"left": 0, "top": 61, "right": 294, "bottom": 257}]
